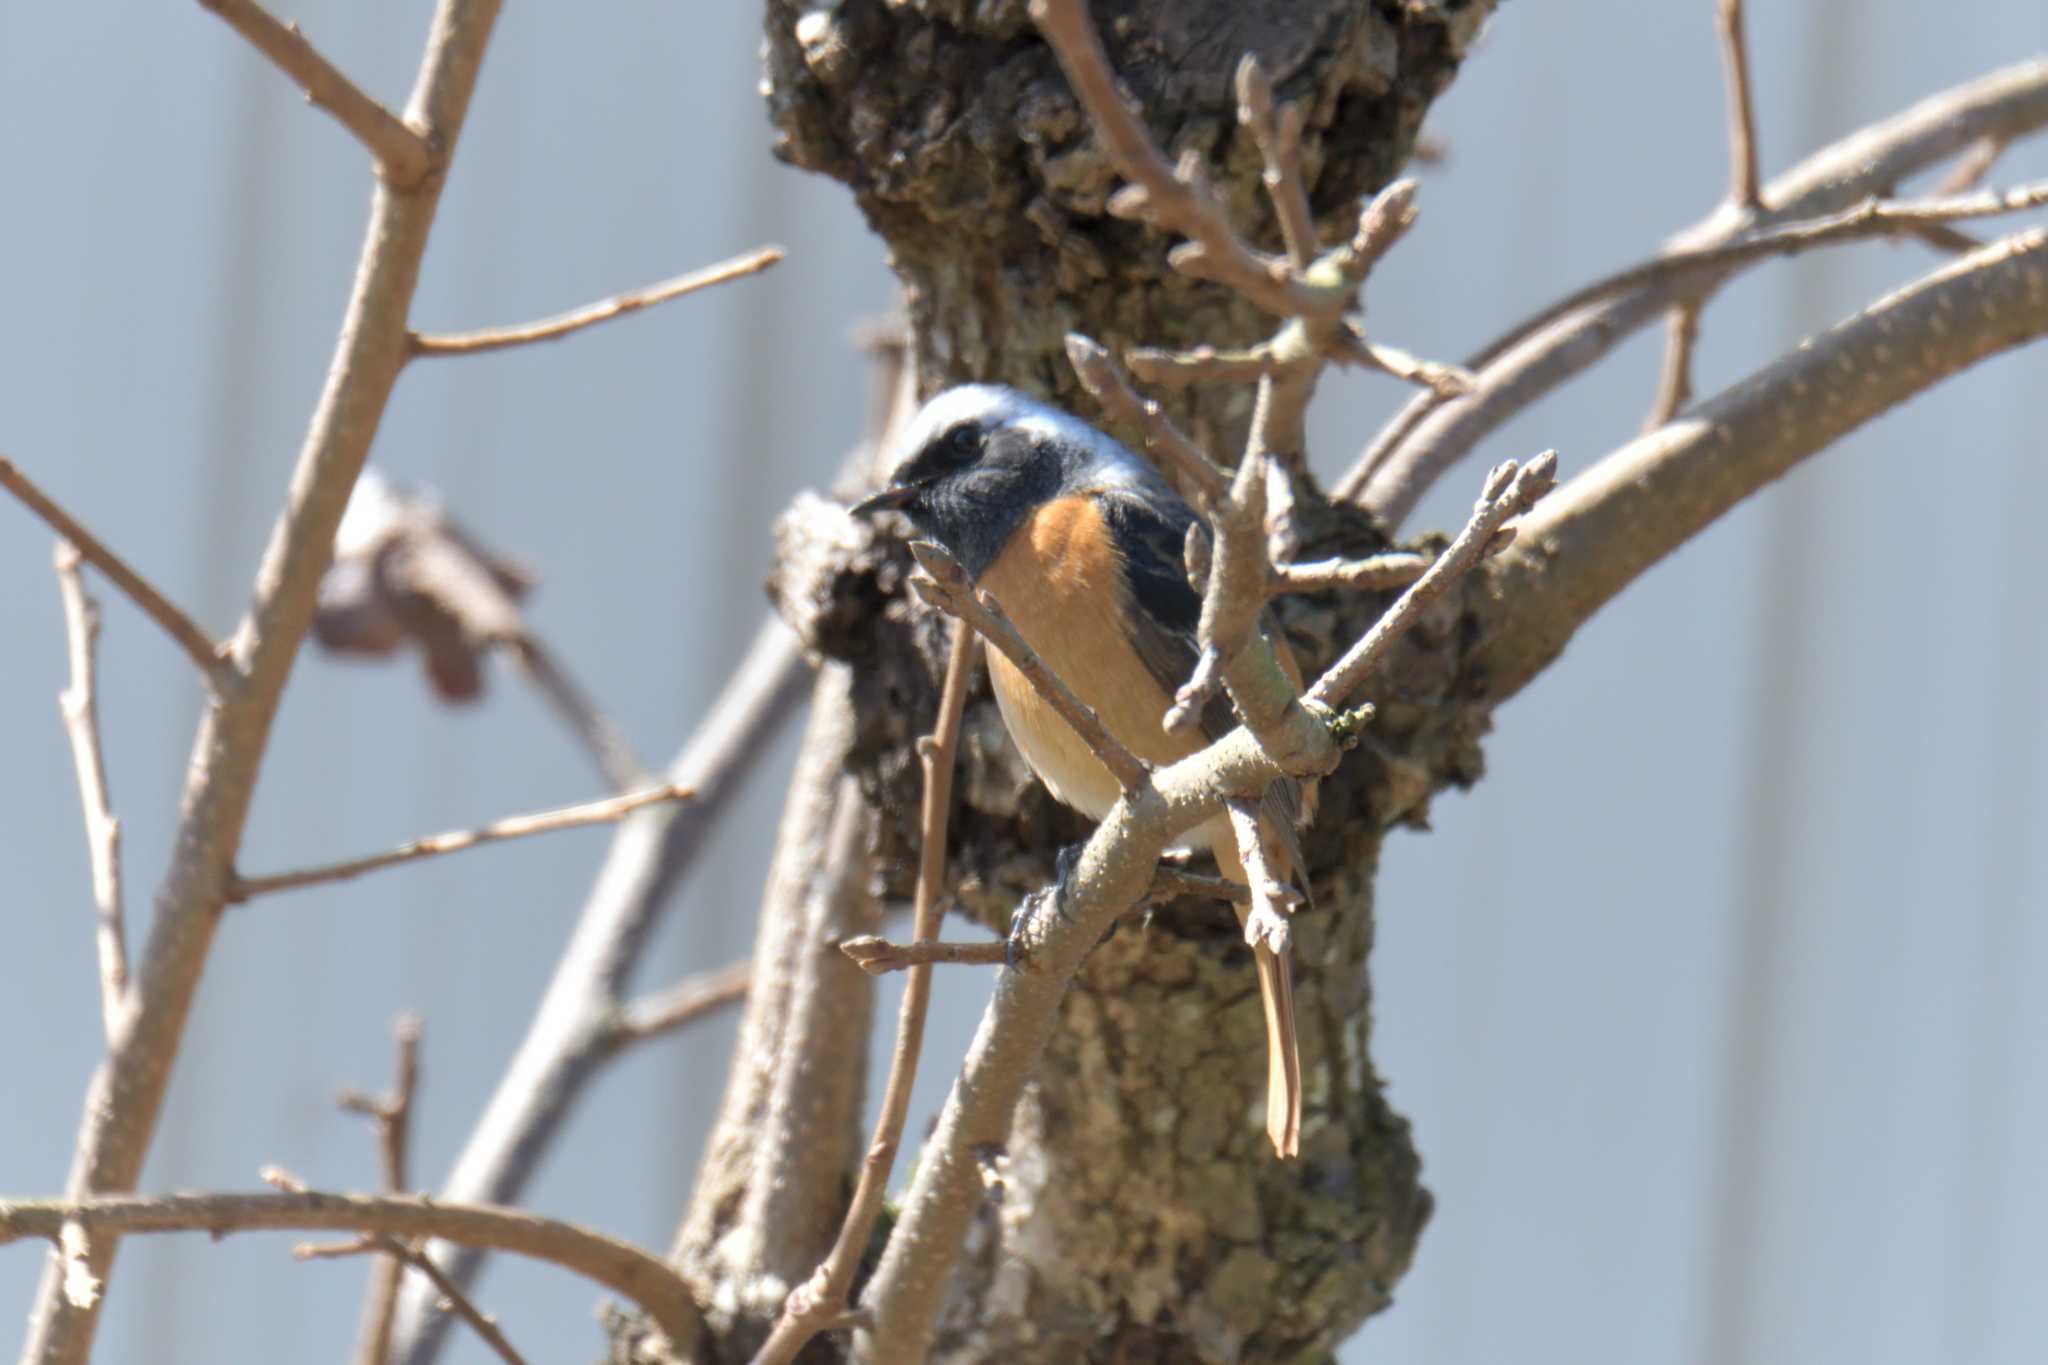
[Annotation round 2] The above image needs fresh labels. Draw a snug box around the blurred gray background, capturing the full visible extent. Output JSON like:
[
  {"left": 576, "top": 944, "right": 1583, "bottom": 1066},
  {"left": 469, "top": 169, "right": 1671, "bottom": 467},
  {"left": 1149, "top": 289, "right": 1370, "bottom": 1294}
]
[{"left": 1, "top": 2, "right": 2043, "bottom": 1361}]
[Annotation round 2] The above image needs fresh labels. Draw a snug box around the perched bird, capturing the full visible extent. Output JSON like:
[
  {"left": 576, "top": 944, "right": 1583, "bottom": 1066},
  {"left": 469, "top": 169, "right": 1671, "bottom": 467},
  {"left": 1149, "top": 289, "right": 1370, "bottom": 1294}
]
[{"left": 853, "top": 384, "right": 1312, "bottom": 1158}]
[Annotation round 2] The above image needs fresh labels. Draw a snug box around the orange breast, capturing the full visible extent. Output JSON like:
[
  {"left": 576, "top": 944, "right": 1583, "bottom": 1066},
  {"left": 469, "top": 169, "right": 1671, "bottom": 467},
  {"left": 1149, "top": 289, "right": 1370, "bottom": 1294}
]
[{"left": 977, "top": 495, "right": 1203, "bottom": 822}]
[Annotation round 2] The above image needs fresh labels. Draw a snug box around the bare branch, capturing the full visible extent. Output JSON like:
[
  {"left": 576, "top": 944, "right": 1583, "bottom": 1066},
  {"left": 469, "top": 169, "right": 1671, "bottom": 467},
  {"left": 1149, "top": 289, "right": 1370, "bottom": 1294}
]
[
  {"left": 1479, "top": 227, "right": 2048, "bottom": 703},
  {"left": 1167, "top": 449, "right": 1271, "bottom": 736},
  {"left": 1306, "top": 452, "right": 1557, "bottom": 709},
  {"left": 25, "top": 6, "right": 506, "bottom": 1358},
  {"left": 1343, "top": 60, "right": 2048, "bottom": 521},
  {"left": 909, "top": 542, "right": 1150, "bottom": 791},
  {"left": 308, "top": 1234, "right": 527, "bottom": 1365},
  {"left": 1, "top": 457, "right": 234, "bottom": 691},
  {"left": 1064, "top": 334, "right": 1230, "bottom": 504},
  {"left": 504, "top": 636, "right": 652, "bottom": 792},
  {"left": 196, "top": 0, "right": 434, "bottom": 186},
  {"left": 1932, "top": 134, "right": 2009, "bottom": 195},
  {"left": 753, "top": 625, "right": 976, "bottom": 1365},
  {"left": 1715, "top": 0, "right": 1763, "bottom": 210},
  {"left": 339, "top": 1014, "right": 422, "bottom": 1365},
  {"left": 390, "top": 619, "right": 808, "bottom": 1364},
  {"left": 1644, "top": 302, "right": 1703, "bottom": 430},
  {"left": 1461, "top": 181, "right": 2048, "bottom": 374},
  {"left": 1027, "top": 0, "right": 1323, "bottom": 319},
  {"left": 1235, "top": 56, "right": 1317, "bottom": 269},
  {"left": 1269, "top": 551, "right": 1431, "bottom": 595},
  {"left": 1333, "top": 330, "right": 1477, "bottom": 398},
  {"left": 409, "top": 246, "right": 784, "bottom": 357},
  {"left": 228, "top": 784, "right": 692, "bottom": 901},
  {"left": 838, "top": 936, "right": 1009, "bottom": 975},
  {"left": 608, "top": 962, "right": 750, "bottom": 1048},
  {"left": 51, "top": 548, "right": 130, "bottom": 1042},
  {"left": 1, "top": 1192, "right": 699, "bottom": 1356}
]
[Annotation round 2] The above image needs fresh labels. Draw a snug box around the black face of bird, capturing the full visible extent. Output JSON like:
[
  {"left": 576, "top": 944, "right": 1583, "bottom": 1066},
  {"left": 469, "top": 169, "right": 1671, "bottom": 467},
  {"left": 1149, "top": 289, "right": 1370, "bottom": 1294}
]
[{"left": 852, "top": 386, "right": 1070, "bottom": 579}]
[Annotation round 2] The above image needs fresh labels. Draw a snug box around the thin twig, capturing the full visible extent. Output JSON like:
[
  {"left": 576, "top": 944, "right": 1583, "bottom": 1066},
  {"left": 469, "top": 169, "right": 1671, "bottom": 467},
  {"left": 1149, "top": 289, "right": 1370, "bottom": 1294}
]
[
  {"left": 196, "top": 0, "right": 434, "bottom": 187},
  {"left": 1064, "top": 334, "right": 1230, "bottom": 504},
  {"left": 751, "top": 626, "right": 977, "bottom": 1365},
  {"left": 1437, "top": 182, "right": 2048, "bottom": 392},
  {"left": 504, "top": 636, "right": 652, "bottom": 792},
  {"left": 1236, "top": 57, "right": 1317, "bottom": 269},
  {"left": 388, "top": 619, "right": 809, "bottom": 1365},
  {"left": 52, "top": 547, "right": 129, "bottom": 1042},
  {"left": 608, "top": 962, "right": 751, "bottom": 1048},
  {"left": 1716, "top": 0, "right": 1763, "bottom": 210},
  {"left": 1333, "top": 332, "right": 1476, "bottom": 398},
  {"left": 1, "top": 458, "right": 234, "bottom": 691},
  {"left": 1932, "top": 134, "right": 2009, "bottom": 195},
  {"left": 1307, "top": 451, "right": 1558, "bottom": 709},
  {"left": 0, "top": 1192, "right": 699, "bottom": 1355},
  {"left": 1167, "top": 449, "right": 1271, "bottom": 736},
  {"left": 909, "top": 542, "right": 1150, "bottom": 790},
  {"left": 229, "top": 784, "right": 691, "bottom": 901},
  {"left": 838, "top": 936, "right": 1008, "bottom": 976},
  {"left": 306, "top": 1234, "right": 527, "bottom": 1365},
  {"left": 1480, "top": 227, "right": 2048, "bottom": 705},
  {"left": 1269, "top": 551, "right": 1431, "bottom": 595},
  {"left": 1645, "top": 301, "right": 1703, "bottom": 430},
  {"left": 1342, "top": 58, "right": 2048, "bottom": 520},
  {"left": 1027, "top": 0, "right": 1323, "bottom": 319},
  {"left": 409, "top": 247, "right": 784, "bottom": 356},
  {"left": 339, "top": 1013, "right": 422, "bottom": 1365}
]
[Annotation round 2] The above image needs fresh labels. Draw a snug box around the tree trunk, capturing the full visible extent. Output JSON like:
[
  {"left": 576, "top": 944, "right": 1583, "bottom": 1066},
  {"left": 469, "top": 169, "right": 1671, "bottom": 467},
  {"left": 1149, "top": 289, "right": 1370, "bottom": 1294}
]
[{"left": 697, "top": 2, "right": 1498, "bottom": 1359}]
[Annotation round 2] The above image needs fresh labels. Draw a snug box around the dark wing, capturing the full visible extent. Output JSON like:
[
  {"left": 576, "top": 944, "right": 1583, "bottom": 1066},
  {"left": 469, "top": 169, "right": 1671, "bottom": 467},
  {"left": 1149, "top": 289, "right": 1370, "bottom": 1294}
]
[{"left": 1094, "top": 489, "right": 1238, "bottom": 743}]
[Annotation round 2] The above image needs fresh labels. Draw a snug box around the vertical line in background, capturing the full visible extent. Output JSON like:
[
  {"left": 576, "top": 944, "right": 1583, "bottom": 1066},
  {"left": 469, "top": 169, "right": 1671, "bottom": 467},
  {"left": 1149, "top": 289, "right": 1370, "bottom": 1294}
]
[
  {"left": 1942, "top": 411, "right": 2037, "bottom": 1365},
  {"left": 1694, "top": 2, "right": 1849, "bottom": 1360}
]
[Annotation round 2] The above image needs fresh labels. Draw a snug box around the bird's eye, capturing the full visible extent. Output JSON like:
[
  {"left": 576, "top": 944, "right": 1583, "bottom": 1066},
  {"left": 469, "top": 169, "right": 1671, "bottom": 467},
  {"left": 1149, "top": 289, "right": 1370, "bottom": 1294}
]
[{"left": 939, "top": 423, "right": 980, "bottom": 466}]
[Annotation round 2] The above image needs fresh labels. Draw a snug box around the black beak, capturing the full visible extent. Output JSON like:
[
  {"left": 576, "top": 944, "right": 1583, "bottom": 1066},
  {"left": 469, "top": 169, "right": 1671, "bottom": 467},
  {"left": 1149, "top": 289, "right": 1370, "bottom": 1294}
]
[{"left": 850, "top": 484, "right": 918, "bottom": 517}]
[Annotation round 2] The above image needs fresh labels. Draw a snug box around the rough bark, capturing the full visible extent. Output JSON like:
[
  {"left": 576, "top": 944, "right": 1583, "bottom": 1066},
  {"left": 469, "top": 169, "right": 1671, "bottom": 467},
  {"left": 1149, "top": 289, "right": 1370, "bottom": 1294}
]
[{"left": 716, "top": 7, "right": 1497, "bottom": 1358}]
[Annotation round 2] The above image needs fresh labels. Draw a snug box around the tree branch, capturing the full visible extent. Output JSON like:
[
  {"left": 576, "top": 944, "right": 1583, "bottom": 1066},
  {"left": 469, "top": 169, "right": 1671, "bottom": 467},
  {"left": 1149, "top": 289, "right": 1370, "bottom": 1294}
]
[
  {"left": 337, "top": 1014, "right": 422, "bottom": 1365},
  {"left": 1343, "top": 59, "right": 2048, "bottom": 523},
  {"left": 408, "top": 246, "right": 783, "bottom": 357},
  {"left": 1715, "top": 0, "right": 1763, "bottom": 210},
  {"left": 1, "top": 1192, "right": 699, "bottom": 1356},
  {"left": 1027, "top": 0, "right": 1318, "bottom": 319},
  {"left": 753, "top": 624, "right": 976, "bottom": 1365},
  {"left": 608, "top": 962, "right": 751, "bottom": 1049},
  {"left": 1644, "top": 301, "right": 1703, "bottom": 430},
  {"left": 669, "top": 670, "right": 879, "bottom": 1348},
  {"left": 306, "top": 1234, "right": 526, "bottom": 1365},
  {"left": 195, "top": 0, "right": 434, "bottom": 187},
  {"left": 1064, "top": 333, "right": 1230, "bottom": 504},
  {"left": 1480, "top": 227, "right": 2048, "bottom": 702},
  {"left": 838, "top": 936, "right": 1009, "bottom": 975},
  {"left": 1, "top": 458, "right": 234, "bottom": 691},
  {"left": 23, "top": 5, "right": 504, "bottom": 1359},
  {"left": 909, "top": 541, "right": 1150, "bottom": 790},
  {"left": 51, "top": 547, "right": 130, "bottom": 1043},
  {"left": 228, "top": 784, "right": 691, "bottom": 901},
  {"left": 387, "top": 618, "right": 808, "bottom": 1365}
]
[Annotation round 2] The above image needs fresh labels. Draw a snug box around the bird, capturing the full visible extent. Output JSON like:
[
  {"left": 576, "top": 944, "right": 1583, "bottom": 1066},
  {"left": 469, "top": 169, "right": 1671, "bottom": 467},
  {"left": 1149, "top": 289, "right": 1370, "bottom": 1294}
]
[{"left": 852, "top": 384, "right": 1312, "bottom": 1158}]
